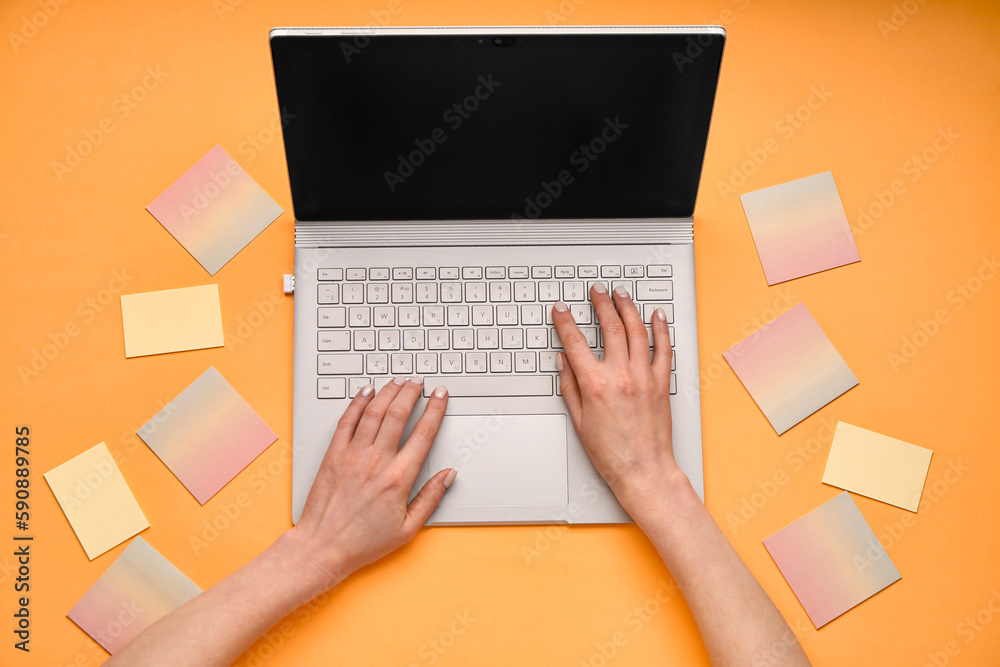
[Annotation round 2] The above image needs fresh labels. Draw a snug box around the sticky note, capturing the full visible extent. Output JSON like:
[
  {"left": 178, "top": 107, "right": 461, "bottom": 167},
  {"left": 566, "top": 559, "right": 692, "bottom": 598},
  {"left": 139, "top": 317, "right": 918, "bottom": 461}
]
[
  {"left": 724, "top": 303, "right": 858, "bottom": 434},
  {"left": 763, "top": 492, "right": 901, "bottom": 628},
  {"left": 43, "top": 443, "right": 149, "bottom": 560},
  {"left": 146, "top": 145, "right": 283, "bottom": 275},
  {"left": 823, "top": 422, "right": 933, "bottom": 512},
  {"left": 68, "top": 536, "right": 201, "bottom": 654},
  {"left": 137, "top": 367, "right": 278, "bottom": 504},
  {"left": 740, "top": 171, "right": 860, "bottom": 285},
  {"left": 120, "top": 284, "right": 223, "bottom": 357}
]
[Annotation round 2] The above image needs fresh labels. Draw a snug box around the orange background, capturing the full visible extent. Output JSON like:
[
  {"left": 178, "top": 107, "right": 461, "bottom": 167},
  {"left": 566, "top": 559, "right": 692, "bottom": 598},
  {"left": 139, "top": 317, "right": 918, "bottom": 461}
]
[{"left": 3, "top": 1, "right": 999, "bottom": 665}]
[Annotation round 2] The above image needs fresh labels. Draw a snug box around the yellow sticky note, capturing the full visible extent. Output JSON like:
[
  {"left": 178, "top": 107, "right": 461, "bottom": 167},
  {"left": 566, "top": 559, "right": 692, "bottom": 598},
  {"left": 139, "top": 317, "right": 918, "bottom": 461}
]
[
  {"left": 822, "top": 422, "right": 933, "bottom": 512},
  {"left": 44, "top": 443, "right": 149, "bottom": 559},
  {"left": 120, "top": 284, "right": 223, "bottom": 357}
]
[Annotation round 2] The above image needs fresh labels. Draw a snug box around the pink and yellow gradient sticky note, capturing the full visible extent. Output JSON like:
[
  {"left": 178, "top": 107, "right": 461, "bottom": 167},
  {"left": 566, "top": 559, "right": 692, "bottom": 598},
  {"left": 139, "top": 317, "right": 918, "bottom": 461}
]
[
  {"left": 763, "top": 492, "right": 901, "bottom": 628},
  {"left": 120, "top": 284, "right": 224, "bottom": 357},
  {"left": 823, "top": 422, "right": 933, "bottom": 512},
  {"left": 43, "top": 442, "right": 149, "bottom": 560},
  {"left": 740, "top": 171, "right": 860, "bottom": 285},
  {"left": 137, "top": 367, "right": 277, "bottom": 504},
  {"left": 723, "top": 303, "right": 858, "bottom": 434},
  {"left": 68, "top": 536, "right": 201, "bottom": 654},
  {"left": 147, "top": 145, "right": 283, "bottom": 275}
]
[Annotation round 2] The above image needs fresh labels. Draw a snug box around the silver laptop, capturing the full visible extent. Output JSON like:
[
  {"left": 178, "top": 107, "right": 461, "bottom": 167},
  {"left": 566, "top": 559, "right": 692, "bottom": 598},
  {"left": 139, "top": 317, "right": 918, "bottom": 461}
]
[{"left": 270, "top": 26, "right": 725, "bottom": 524}]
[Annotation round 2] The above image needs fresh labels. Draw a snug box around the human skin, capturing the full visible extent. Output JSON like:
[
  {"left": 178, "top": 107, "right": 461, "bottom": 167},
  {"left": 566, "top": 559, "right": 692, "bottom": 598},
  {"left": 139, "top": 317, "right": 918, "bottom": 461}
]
[{"left": 108, "top": 284, "right": 810, "bottom": 666}]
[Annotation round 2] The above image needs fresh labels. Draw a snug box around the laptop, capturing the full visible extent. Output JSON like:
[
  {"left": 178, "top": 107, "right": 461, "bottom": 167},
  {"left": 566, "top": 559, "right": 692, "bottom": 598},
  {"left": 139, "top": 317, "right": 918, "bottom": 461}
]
[{"left": 269, "top": 26, "right": 725, "bottom": 524}]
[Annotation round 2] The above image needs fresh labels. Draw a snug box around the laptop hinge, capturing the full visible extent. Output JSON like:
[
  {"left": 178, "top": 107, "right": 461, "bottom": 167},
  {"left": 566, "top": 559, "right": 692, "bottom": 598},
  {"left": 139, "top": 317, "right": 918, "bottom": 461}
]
[{"left": 295, "top": 219, "right": 694, "bottom": 248}]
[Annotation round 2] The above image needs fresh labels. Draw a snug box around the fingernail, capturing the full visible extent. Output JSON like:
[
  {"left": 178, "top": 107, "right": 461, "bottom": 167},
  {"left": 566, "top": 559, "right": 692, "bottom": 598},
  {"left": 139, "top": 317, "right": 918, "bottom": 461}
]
[
  {"left": 554, "top": 300, "right": 569, "bottom": 312},
  {"left": 592, "top": 281, "right": 608, "bottom": 294},
  {"left": 433, "top": 385, "right": 448, "bottom": 399},
  {"left": 655, "top": 307, "right": 667, "bottom": 322},
  {"left": 409, "top": 375, "right": 424, "bottom": 385},
  {"left": 360, "top": 384, "right": 374, "bottom": 397},
  {"left": 613, "top": 286, "right": 629, "bottom": 298},
  {"left": 555, "top": 351, "right": 564, "bottom": 371},
  {"left": 392, "top": 376, "right": 407, "bottom": 385},
  {"left": 443, "top": 469, "right": 458, "bottom": 489}
]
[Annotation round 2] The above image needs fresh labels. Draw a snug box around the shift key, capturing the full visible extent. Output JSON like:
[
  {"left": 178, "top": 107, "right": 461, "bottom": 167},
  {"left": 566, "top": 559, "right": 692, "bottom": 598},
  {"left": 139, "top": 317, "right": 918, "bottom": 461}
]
[{"left": 318, "top": 353, "right": 364, "bottom": 374}]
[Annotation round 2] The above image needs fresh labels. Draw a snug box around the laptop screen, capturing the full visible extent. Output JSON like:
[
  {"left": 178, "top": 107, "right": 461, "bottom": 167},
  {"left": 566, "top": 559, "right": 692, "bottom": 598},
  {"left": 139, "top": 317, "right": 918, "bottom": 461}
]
[{"left": 270, "top": 28, "right": 724, "bottom": 222}]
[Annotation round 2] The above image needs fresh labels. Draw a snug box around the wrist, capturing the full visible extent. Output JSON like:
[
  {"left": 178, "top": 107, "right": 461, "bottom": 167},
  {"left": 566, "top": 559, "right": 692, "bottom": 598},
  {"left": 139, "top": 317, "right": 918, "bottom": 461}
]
[
  {"left": 615, "top": 464, "right": 698, "bottom": 527},
  {"left": 268, "top": 528, "right": 351, "bottom": 606}
]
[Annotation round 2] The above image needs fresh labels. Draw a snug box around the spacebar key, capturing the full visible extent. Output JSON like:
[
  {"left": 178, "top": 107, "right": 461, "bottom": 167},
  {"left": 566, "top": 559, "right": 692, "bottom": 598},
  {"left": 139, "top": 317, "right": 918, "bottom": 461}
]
[
  {"left": 421, "top": 375, "right": 552, "bottom": 397},
  {"left": 318, "top": 353, "right": 364, "bottom": 374}
]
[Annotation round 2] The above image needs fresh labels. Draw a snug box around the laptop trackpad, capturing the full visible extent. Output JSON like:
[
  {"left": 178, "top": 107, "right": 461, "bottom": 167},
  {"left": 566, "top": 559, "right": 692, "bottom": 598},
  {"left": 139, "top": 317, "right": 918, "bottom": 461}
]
[{"left": 429, "top": 414, "right": 568, "bottom": 507}]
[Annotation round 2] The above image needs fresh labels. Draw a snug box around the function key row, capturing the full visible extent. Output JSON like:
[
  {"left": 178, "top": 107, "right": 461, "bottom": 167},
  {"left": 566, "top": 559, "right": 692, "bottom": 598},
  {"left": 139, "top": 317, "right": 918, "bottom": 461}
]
[{"left": 318, "top": 265, "right": 673, "bottom": 281}]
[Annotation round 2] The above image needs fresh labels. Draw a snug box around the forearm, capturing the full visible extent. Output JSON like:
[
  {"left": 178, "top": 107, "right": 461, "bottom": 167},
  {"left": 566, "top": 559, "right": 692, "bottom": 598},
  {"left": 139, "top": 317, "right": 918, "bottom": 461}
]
[
  {"left": 107, "top": 530, "right": 339, "bottom": 667},
  {"left": 625, "top": 469, "right": 811, "bottom": 667}
]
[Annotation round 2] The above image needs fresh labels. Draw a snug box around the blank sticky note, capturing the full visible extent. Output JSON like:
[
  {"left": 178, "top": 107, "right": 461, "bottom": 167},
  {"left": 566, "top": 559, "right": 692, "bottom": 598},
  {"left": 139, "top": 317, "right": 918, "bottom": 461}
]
[
  {"left": 120, "top": 284, "right": 223, "bottom": 357},
  {"left": 137, "top": 367, "right": 278, "bottom": 504},
  {"left": 823, "top": 422, "right": 933, "bottom": 512},
  {"left": 147, "top": 145, "right": 283, "bottom": 275},
  {"left": 723, "top": 304, "right": 858, "bottom": 434},
  {"left": 763, "top": 492, "right": 901, "bottom": 628},
  {"left": 740, "top": 171, "right": 860, "bottom": 285},
  {"left": 68, "top": 536, "right": 201, "bottom": 654},
  {"left": 43, "top": 443, "right": 149, "bottom": 560}
]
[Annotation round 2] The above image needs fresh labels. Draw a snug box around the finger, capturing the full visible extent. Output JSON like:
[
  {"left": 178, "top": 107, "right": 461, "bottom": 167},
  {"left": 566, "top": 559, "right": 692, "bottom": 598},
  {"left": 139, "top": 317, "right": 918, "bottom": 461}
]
[
  {"left": 590, "top": 281, "right": 628, "bottom": 361},
  {"left": 551, "top": 300, "right": 596, "bottom": 374},
  {"left": 374, "top": 376, "right": 425, "bottom": 452},
  {"left": 402, "top": 468, "right": 456, "bottom": 536},
  {"left": 650, "top": 307, "right": 673, "bottom": 385},
  {"left": 352, "top": 377, "right": 406, "bottom": 445},
  {"left": 396, "top": 384, "right": 449, "bottom": 474},
  {"left": 300, "top": 384, "right": 376, "bottom": 521},
  {"left": 612, "top": 285, "right": 649, "bottom": 362},
  {"left": 556, "top": 352, "right": 583, "bottom": 429}
]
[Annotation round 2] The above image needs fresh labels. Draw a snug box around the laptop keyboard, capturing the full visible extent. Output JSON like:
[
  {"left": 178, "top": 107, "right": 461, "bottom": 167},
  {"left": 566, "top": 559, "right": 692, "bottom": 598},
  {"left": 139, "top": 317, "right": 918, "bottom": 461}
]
[{"left": 315, "top": 264, "right": 676, "bottom": 399}]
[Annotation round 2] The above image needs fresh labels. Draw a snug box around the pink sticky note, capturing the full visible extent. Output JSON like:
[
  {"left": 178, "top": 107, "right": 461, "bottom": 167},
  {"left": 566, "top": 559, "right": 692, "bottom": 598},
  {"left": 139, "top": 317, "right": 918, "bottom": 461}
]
[
  {"left": 136, "top": 367, "right": 277, "bottom": 504},
  {"left": 723, "top": 304, "right": 858, "bottom": 434},
  {"left": 147, "top": 145, "right": 283, "bottom": 275},
  {"left": 68, "top": 537, "right": 201, "bottom": 654},
  {"left": 763, "top": 493, "right": 901, "bottom": 627},
  {"left": 740, "top": 172, "right": 860, "bottom": 285}
]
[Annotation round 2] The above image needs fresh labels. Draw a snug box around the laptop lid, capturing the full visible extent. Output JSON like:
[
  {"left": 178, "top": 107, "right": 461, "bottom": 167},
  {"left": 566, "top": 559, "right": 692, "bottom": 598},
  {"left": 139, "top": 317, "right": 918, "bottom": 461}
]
[{"left": 269, "top": 26, "right": 725, "bottom": 224}]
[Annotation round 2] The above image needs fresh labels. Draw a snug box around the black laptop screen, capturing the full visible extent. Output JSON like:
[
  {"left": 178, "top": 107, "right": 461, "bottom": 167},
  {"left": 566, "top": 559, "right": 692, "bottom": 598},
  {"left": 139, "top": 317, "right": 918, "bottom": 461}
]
[{"left": 270, "top": 29, "right": 724, "bottom": 222}]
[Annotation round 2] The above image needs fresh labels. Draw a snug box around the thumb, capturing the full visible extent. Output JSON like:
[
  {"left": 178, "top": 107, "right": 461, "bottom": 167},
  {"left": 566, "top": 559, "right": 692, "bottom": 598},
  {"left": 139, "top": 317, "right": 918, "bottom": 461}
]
[{"left": 403, "top": 469, "right": 456, "bottom": 533}]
